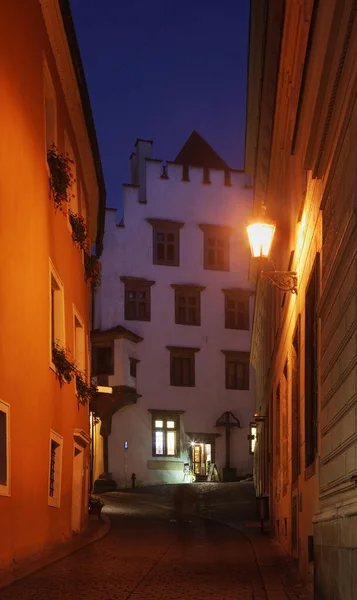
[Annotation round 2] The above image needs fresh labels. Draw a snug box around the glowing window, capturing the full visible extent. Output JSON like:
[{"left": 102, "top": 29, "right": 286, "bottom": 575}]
[
  {"left": 167, "top": 432, "right": 176, "bottom": 455},
  {"left": 155, "top": 432, "right": 164, "bottom": 455},
  {"left": 152, "top": 414, "right": 180, "bottom": 457},
  {"left": 250, "top": 424, "right": 257, "bottom": 454}
]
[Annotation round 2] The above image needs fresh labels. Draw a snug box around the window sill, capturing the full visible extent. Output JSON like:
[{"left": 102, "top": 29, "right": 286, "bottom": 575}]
[
  {"left": 125, "top": 317, "right": 150, "bottom": 322},
  {"left": 153, "top": 261, "right": 179, "bottom": 267},
  {"left": 204, "top": 265, "right": 230, "bottom": 272},
  {"left": 170, "top": 383, "right": 195, "bottom": 388},
  {"left": 0, "top": 486, "right": 11, "bottom": 497}
]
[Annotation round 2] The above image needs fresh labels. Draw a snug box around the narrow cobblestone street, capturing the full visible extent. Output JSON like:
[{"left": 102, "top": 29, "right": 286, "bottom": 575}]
[{"left": 1, "top": 484, "right": 310, "bottom": 600}]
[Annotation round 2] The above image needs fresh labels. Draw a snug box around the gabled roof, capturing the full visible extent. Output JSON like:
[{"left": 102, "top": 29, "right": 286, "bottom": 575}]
[{"left": 174, "top": 131, "right": 231, "bottom": 170}]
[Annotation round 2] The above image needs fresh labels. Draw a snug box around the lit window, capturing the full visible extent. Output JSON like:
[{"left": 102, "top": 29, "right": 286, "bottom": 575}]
[
  {"left": 250, "top": 423, "right": 257, "bottom": 454},
  {"left": 152, "top": 414, "right": 180, "bottom": 457},
  {"left": 167, "top": 432, "right": 176, "bottom": 456}
]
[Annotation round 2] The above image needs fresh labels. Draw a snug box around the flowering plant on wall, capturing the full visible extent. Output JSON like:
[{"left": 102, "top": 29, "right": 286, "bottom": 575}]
[
  {"left": 69, "top": 209, "right": 90, "bottom": 252},
  {"left": 52, "top": 344, "right": 98, "bottom": 409},
  {"left": 84, "top": 253, "right": 102, "bottom": 289},
  {"left": 76, "top": 371, "right": 98, "bottom": 406},
  {"left": 52, "top": 342, "right": 76, "bottom": 387},
  {"left": 47, "top": 145, "right": 75, "bottom": 210}
]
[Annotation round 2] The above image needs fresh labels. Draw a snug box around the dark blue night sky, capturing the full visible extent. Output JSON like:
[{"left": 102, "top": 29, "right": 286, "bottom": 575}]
[{"left": 70, "top": 0, "right": 250, "bottom": 211}]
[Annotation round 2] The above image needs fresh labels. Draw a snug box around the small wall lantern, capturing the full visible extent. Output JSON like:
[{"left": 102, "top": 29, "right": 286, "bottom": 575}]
[{"left": 246, "top": 211, "right": 298, "bottom": 294}]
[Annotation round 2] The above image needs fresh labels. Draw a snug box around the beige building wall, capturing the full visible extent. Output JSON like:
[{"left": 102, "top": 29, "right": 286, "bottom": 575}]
[{"left": 246, "top": 0, "right": 357, "bottom": 597}]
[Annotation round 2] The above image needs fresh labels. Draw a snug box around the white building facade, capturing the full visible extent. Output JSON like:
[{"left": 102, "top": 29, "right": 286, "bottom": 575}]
[{"left": 93, "top": 133, "right": 256, "bottom": 487}]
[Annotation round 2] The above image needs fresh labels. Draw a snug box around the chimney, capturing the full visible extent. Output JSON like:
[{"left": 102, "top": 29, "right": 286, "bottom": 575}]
[{"left": 135, "top": 138, "right": 153, "bottom": 203}]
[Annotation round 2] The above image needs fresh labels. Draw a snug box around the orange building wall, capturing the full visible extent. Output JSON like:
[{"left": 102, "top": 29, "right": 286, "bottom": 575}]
[{"left": 0, "top": 0, "right": 94, "bottom": 570}]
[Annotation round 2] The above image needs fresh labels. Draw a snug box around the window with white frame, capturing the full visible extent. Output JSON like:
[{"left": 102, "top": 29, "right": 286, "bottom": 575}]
[
  {"left": 48, "top": 430, "right": 63, "bottom": 507},
  {"left": 50, "top": 262, "right": 65, "bottom": 362},
  {"left": 44, "top": 61, "right": 57, "bottom": 151},
  {"left": 74, "top": 310, "right": 85, "bottom": 374},
  {"left": 151, "top": 413, "right": 180, "bottom": 457},
  {"left": 0, "top": 400, "right": 10, "bottom": 496},
  {"left": 64, "top": 131, "right": 78, "bottom": 214},
  {"left": 249, "top": 423, "right": 257, "bottom": 454}
]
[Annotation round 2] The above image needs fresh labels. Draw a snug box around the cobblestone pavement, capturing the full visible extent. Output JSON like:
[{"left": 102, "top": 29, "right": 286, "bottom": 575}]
[
  {"left": 2, "top": 490, "right": 267, "bottom": 600},
  {"left": 1, "top": 483, "right": 311, "bottom": 600}
]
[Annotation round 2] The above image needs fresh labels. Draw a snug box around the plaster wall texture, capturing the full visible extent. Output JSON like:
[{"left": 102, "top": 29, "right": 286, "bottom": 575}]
[
  {"left": 97, "top": 149, "right": 256, "bottom": 487},
  {"left": 0, "top": 0, "right": 99, "bottom": 574}
]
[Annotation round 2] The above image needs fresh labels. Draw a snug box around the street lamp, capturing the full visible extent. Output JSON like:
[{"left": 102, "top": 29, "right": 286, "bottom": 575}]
[{"left": 247, "top": 213, "right": 298, "bottom": 294}]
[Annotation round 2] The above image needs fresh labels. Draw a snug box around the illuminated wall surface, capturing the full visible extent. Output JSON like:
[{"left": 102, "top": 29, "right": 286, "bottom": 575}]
[
  {"left": 94, "top": 139, "right": 256, "bottom": 487},
  {"left": 0, "top": 0, "right": 100, "bottom": 574},
  {"left": 247, "top": 0, "right": 357, "bottom": 596}
]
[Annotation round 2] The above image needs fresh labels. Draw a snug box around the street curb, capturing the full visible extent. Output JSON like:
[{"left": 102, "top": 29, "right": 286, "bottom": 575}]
[{"left": 0, "top": 515, "right": 111, "bottom": 591}]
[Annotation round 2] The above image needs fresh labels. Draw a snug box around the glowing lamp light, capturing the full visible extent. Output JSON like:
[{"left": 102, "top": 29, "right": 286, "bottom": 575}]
[{"left": 246, "top": 221, "right": 276, "bottom": 258}]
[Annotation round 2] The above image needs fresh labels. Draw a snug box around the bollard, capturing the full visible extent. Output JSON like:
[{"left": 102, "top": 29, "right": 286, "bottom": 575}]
[{"left": 131, "top": 472, "right": 136, "bottom": 488}]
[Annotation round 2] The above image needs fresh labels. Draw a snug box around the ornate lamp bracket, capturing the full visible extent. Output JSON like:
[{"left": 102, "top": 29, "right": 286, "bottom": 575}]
[{"left": 260, "top": 270, "right": 298, "bottom": 294}]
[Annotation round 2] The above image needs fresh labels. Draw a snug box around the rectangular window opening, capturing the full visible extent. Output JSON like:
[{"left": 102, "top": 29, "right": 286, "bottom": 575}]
[
  {"left": 249, "top": 423, "right": 257, "bottom": 454},
  {"left": 48, "top": 431, "right": 63, "bottom": 508},
  {"left": 224, "top": 352, "right": 249, "bottom": 390},
  {"left": 175, "top": 290, "right": 201, "bottom": 326},
  {"left": 74, "top": 312, "right": 85, "bottom": 374},
  {"left": 44, "top": 61, "right": 57, "bottom": 150},
  {"left": 0, "top": 401, "right": 10, "bottom": 495},
  {"left": 123, "top": 281, "right": 152, "bottom": 322},
  {"left": 50, "top": 264, "right": 65, "bottom": 361},
  {"left": 152, "top": 414, "right": 179, "bottom": 457}
]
